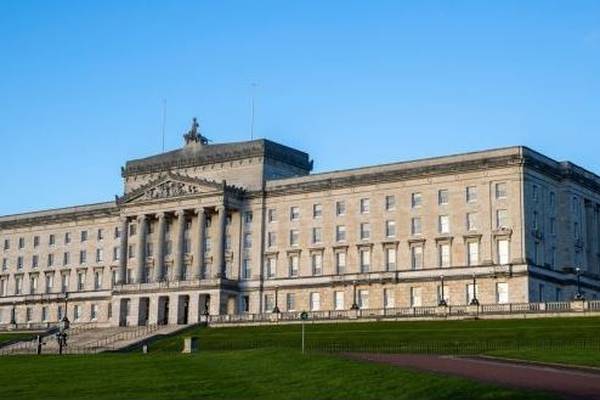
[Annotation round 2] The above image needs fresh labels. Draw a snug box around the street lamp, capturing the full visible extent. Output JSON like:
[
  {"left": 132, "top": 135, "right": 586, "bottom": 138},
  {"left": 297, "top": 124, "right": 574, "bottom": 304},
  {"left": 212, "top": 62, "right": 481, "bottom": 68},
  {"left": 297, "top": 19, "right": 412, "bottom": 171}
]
[
  {"left": 272, "top": 286, "right": 280, "bottom": 313},
  {"left": 574, "top": 267, "right": 584, "bottom": 300},
  {"left": 469, "top": 273, "right": 479, "bottom": 306},
  {"left": 56, "top": 295, "right": 70, "bottom": 355},
  {"left": 438, "top": 275, "right": 447, "bottom": 307},
  {"left": 10, "top": 302, "right": 16, "bottom": 325},
  {"left": 350, "top": 281, "right": 359, "bottom": 310}
]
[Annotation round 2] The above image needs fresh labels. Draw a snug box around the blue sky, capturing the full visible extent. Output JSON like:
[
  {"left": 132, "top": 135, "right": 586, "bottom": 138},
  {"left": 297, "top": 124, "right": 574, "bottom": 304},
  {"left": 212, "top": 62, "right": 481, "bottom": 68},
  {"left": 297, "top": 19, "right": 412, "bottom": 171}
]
[{"left": 1, "top": 1, "right": 599, "bottom": 215}]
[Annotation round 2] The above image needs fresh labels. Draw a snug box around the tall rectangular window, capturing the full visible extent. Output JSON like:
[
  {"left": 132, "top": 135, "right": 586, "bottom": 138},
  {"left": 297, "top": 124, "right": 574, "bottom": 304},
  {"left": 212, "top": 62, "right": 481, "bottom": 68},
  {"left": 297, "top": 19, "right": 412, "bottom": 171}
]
[
  {"left": 496, "top": 282, "right": 509, "bottom": 304},
  {"left": 439, "top": 243, "right": 451, "bottom": 267},
  {"left": 286, "top": 293, "right": 296, "bottom": 311},
  {"left": 495, "top": 182, "right": 507, "bottom": 199},
  {"left": 311, "top": 253, "right": 323, "bottom": 276},
  {"left": 265, "top": 257, "right": 276, "bottom": 278},
  {"left": 96, "top": 248, "right": 104, "bottom": 263},
  {"left": 385, "top": 247, "right": 396, "bottom": 271},
  {"left": 384, "top": 288, "right": 395, "bottom": 308},
  {"left": 336, "top": 200, "right": 346, "bottom": 216},
  {"left": 65, "top": 232, "right": 71, "bottom": 244},
  {"left": 334, "top": 291, "right": 345, "bottom": 310},
  {"left": 466, "top": 186, "right": 477, "bottom": 202},
  {"left": 80, "top": 250, "right": 87, "bottom": 265},
  {"left": 267, "top": 232, "right": 277, "bottom": 248},
  {"left": 289, "top": 230, "right": 299, "bottom": 247},
  {"left": 385, "top": 220, "right": 396, "bottom": 237},
  {"left": 358, "top": 289, "right": 369, "bottom": 309},
  {"left": 467, "top": 212, "right": 477, "bottom": 231},
  {"left": 360, "top": 249, "right": 371, "bottom": 273},
  {"left": 313, "top": 203, "right": 322, "bottom": 218},
  {"left": 411, "top": 193, "right": 422, "bottom": 208},
  {"left": 411, "top": 245, "right": 423, "bottom": 270},
  {"left": 336, "top": 225, "right": 346, "bottom": 242},
  {"left": 439, "top": 215, "right": 450, "bottom": 234},
  {"left": 81, "top": 230, "right": 88, "bottom": 242},
  {"left": 497, "top": 239, "right": 510, "bottom": 265},
  {"left": 385, "top": 195, "right": 396, "bottom": 211},
  {"left": 312, "top": 227, "right": 322, "bottom": 244},
  {"left": 467, "top": 242, "right": 479, "bottom": 266},
  {"left": 360, "top": 223, "right": 371, "bottom": 240},
  {"left": 496, "top": 209, "right": 509, "bottom": 229},
  {"left": 290, "top": 206, "right": 300, "bottom": 221},
  {"left": 77, "top": 271, "right": 85, "bottom": 291},
  {"left": 336, "top": 252, "right": 346, "bottom": 274},
  {"left": 438, "top": 189, "right": 449, "bottom": 205},
  {"left": 309, "top": 292, "right": 321, "bottom": 311},
  {"left": 360, "top": 198, "right": 370, "bottom": 214},
  {"left": 289, "top": 255, "right": 299, "bottom": 277},
  {"left": 267, "top": 208, "right": 277, "bottom": 223},
  {"left": 410, "top": 287, "right": 422, "bottom": 307},
  {"left": 242, "top": 259, "right": 251, "bottom": 280},
  {"left": 411, "top": 217, "right": 422, "bottom": 235},
  {"left": 243, "top": 233, "right": 252, "bottom": 249},
  {"left": 94, "top": 270, "right": 102, "bottom": 290}
]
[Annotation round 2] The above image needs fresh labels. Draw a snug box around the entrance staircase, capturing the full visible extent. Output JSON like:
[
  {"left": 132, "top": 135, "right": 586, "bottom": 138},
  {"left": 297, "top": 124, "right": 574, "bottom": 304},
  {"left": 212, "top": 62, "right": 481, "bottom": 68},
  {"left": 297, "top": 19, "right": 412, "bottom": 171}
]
[{"left": 0, "top": 324, "right": 187, "bottom": 355}]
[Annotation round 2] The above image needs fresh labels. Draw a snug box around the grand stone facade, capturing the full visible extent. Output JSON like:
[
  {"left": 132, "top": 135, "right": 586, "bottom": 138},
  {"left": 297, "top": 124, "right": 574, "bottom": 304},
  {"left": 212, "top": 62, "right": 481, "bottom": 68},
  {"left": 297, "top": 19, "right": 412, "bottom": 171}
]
[{"left": 1, "top": 120, "right": 600, "bottom": 327}]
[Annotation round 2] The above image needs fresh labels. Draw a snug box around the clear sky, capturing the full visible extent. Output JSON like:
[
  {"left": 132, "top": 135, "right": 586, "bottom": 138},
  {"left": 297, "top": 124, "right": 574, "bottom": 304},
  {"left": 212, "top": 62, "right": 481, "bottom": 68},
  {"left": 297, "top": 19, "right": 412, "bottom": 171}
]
[{"left": 1, "top": 1, "right": 599, "bottom": 216}]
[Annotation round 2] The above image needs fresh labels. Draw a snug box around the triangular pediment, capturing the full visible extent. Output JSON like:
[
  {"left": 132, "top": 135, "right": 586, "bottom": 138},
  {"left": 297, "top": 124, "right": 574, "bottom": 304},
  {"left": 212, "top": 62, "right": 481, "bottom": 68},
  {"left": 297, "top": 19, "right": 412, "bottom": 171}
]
[{"left": 119, "top": 172, "right": 225, "bottom": 204}]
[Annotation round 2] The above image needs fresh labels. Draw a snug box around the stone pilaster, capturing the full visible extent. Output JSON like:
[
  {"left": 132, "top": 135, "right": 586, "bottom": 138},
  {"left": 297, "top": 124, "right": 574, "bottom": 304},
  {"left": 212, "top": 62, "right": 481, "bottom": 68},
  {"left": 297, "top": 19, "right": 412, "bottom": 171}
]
[
  {"left": 214, "top": 205, "right": 227, "bottom": 278},
  {"left": 135, "top": 215, "right": 147, "bottom": 283}
]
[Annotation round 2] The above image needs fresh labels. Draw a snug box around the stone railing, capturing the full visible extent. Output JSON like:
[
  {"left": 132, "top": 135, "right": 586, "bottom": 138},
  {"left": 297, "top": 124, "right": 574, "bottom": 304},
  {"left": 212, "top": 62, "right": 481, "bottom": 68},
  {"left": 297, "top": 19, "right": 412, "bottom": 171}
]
[{"left": 203, "top": 300, "right": 599, "bottom": 326}]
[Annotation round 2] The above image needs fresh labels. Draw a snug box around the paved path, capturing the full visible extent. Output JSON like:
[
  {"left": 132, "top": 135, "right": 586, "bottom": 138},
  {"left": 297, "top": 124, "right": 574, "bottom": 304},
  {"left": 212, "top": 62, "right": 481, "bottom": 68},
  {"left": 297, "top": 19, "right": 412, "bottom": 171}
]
[{"left": 345, "top": 353, "right": 600, "bottom": 400}]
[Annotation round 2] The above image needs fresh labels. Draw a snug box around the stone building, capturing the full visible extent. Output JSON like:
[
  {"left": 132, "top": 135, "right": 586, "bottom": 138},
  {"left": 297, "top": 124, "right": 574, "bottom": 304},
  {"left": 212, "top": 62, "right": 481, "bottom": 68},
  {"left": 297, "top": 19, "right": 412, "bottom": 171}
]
[{"left": 1, "top": 120, "right": 599, "bottom": 327}]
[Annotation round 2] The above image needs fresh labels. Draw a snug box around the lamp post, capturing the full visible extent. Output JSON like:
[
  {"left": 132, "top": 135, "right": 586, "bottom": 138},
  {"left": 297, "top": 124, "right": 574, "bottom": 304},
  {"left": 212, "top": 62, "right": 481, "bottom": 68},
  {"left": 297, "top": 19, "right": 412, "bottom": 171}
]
[
  {"left": 350, "top": 281, "right": 359, "bottom": 310},
  {"left": 575, "top": 267, "right": 584, "bottom": 300},
  {"left": 56, "top": 294, "right": 70, "bottom": 355},
  {"left": 469, "top": 273, "right": 479, "bottom": 306},
  {"left": 272, "top": 286, "right": 280, "bottom": 313},
  {"left": 438, "top": 275, "right": 447, "bottom": 306},
  {"left": 10, "top": 302, "right": 16, "bottom": 325}
]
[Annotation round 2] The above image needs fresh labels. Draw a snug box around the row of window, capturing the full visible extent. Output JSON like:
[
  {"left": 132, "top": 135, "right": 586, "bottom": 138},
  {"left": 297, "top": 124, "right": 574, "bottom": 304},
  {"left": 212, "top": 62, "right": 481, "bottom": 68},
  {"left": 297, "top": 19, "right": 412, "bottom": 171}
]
[
  {"left": 0, "top": 303, "right": 101, "bottom": 324},
  {"left": 2, "top": 228, "right": 118, "bottom": 252},
  {"left": 0, "top": 269, "right": 106, "bottom": 296}
]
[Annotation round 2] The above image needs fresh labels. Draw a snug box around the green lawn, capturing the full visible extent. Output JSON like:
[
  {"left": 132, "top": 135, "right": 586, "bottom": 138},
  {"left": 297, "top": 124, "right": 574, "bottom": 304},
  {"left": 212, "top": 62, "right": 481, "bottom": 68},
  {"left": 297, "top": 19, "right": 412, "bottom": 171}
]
[
  {"left": 0, "top": 349, "right": 557, "bottom": 400},
  {"left": 141, "top": 317, "right": 600, "bottom": 367},
  {"left": 0, "top": 333, "right": 36, "bottom": 346}
]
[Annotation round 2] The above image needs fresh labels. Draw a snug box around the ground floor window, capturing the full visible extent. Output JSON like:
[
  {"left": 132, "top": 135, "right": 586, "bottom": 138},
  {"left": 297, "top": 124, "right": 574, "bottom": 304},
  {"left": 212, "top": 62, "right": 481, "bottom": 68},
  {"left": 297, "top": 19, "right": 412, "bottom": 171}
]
[
  {"left": 410, "top": 287, "right": 422, "bottom": 307},
  {"left": 496, "top": 282, "right": 509, "bottom": 304},
  {"left": 334, "top": 291, "right": 345, "bottom": 310},
  {"left": 286, "top": 293, "right": 296, "bottom": 311},
  {"left": 310, "top": 292, "right": 320, "bottom": 311},
  {"left": 383, "top": 288, "right": 394, "bottom": 308},
  {"left": 358, "top": 289, "right": 369, "bottom": 309}
]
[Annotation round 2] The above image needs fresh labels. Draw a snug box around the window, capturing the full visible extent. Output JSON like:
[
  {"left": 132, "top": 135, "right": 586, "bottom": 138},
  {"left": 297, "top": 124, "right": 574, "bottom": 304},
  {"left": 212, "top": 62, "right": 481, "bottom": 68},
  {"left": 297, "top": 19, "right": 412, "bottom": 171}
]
[
  {"left": 267, "top": 208, "right": 277, "bottom": 223},
  {"left": 263, "top": 294, "right": 274, "bottom": 312},
  {"left": 111, "top": 270, "right": 117, "bottom": 286},
  {"left": 97, "top": 229, "right": 104, "bottom": 240},
  {"left": 290, "top": 206, "right": 300, "bottom": 221},
  {"left": 289, "top": 229, "right": 299, "bottom": 247},
  {"left": 265, "top": 257, "right": 276, "bottom": 278},
  {"left": 240, "top": 296, "right": 250, "bottom": 313},
  {"left": 336, "top": 252, "right": 346, "bottom": 274},
  {"left": 80, "top": 250, "right": 87, "bottom": 265},
  {"left": 17, "top": 256, "right": 23, "bottom": 270},
  {"left": 495, "top": 182, "right": 507, "bottom": 199},
  {"left": 385, "top": 195, "right": 396, "bottom": 211},
  {"left": 243, "top": 211, "right": 253, "bottom": 224},
  {"left": 466, "top": 186, "right": 477, "bottom": 202},
  {"left": 77, "top": 271, "right": 85, "bottom": 290},
  {"left": 411, "top": 245, "right": 423, "bottom": 270},
  {"left": 91, "top": 304, "right": 98, "bottom": 320},
  {"left": 336, "top": 225, "right": 346, "bottom": 242},
  {"left": 33, "top": 236, "right": 40, "bottom": 248},
  {"left": 15, "top": 276, "right": 22, "bottom": 294},
  {"left": 312, "top": 227, "right": 322, "bottom": 244},
  {"left": 3, "top": 239, "right": 9, "bottom": 250},
  {"left": 74, "top": 305, "right": 81, "bottom": 321},
  {"left": 242, "top": 258, "right": 251, "bottom": 280},
  {"left": 360, "top": 223, "right": 371, "bottom": 240},
  {"left": 496, "top": 209, "right": 509, "bottom": 229},
  {"left": 81, "top": 230, "right": 88, "bottom": 242},
  {"left": 358, "top": 289, "right": 369, "bottom": 309},
  {"left": 360, "top": 248, "right": 370, "bottom": 273},
  {"left": 94, "top": 271, "right": 102, "bottom": 289},
  {"left": 243, "top": 233, "right": 252, "bottom": 248},
  {"left": 549, "top": 192, "right": 556, "bottom": 208},
  {"left": 437, "top": 285, "right": 449, "bottom": 305},
  {"left": 146, "top": 242, "right": 154, "bottom": 256},
  {"left": 385, "top": 220, "right": 396, "bottom": 238},
  {"left": 336, "top": 201, "right": 346, "bottom": 216},
  {"left": 467, "top": 242, "right": 479, "bottom": 266},
  {"left": 0, "top": 278, "right": 6, "bottom": 296},
  {"left": 61, "top": 273, "right": 69, "bottom": 293},
  {"left": 1, "top": 258, "right": 6, "bottom": 271},
  {"left": 42, "top": 306, "right": 48, "bottom": 322},
  {"left": 384, "top": 288, "right": 395, "bottom": 309},
  {"left": 47, "top": 253, "right": 54, "bottom": 267},
  {"left": 310, "top": 292, "right": 321, "bottom": 311},
  {"left": 466, "top": 284, "right": 478, "bottom": 304},
  {"left": 96, "top": 248, "right": 104, "bottom": 263},
  {"left": 438, "top": 215, "right": 450, "bottom": 234},
  {"left": 18, "top": 237, "right": 25, "bottom": 249},
  {"left": 532, "top": 185, "right": 539, "bottom": 202},
  {"left": 313, "top": 203, "right": 322, "bottom": 218},
  {"left": 129, "top": 224, "right": 137, "bottom": 236},
  {"left": 410, "top": 287, "right": 422, "bottom": 307},
  {"left": 128, "top": 245, "right": 135, "bottom": 259},
  {"left": 32, "top": 255, "right": 39, "bottom": 268},
  {"left": 496, "top": 282, "right": 509, "bottom": 304},
  {"left": 439, "top": 243, "right": 451, "bottom": 267},
  {"left": 267, "top": 232, "right": 277, "bottom": 248},
  {"left": 411, "top": 192, "right": 422, "bottom": 208},
  {"left": 65, "top": 232, "right": 71, "bottom": 244},
  {"left": 289, "top": 255, "right": 299, "bottom": 277},
  {"left": 497, "top": 239, "right": 510, "bottom": 265},
  {"left": 311, "top": 253, "right": 323, "bottom": 275},
  {"left": 26, "top": 307, "right": 32, "bottom": 322},
  {"left": 385, "top": 248, "right": 396, "bottom": 271},
  {"left": 467, "top": 212, "right": 477, "bottom": 231},
  {"left": 549, "top": 247, "right": 556, "bottom": 268},
  {"left": 360, "top": 198, "right": 370, "bottom": 214},
  {"left": 550, "top": 218, "right": 556, "bottom": 235},
  {"left": 533, "top": 211, "right": 539, "bottom": 230},
  {"left": 30, "top": 275, "right": 38, "bottom": 294},
  {"left": 114, "top": 227, "right": 120, "bottom": 239},
  {"left": 334, "top": 291, "right": 345, "bottom": 310},
  {"left": 286, "top": 293, "right": 296, "bottom": 311},
  {"left": 411, "top": 217, "right": 422, "bottom": 235},
  {"left": 438, "top": 189, "right": 449, "bottom": 205}
]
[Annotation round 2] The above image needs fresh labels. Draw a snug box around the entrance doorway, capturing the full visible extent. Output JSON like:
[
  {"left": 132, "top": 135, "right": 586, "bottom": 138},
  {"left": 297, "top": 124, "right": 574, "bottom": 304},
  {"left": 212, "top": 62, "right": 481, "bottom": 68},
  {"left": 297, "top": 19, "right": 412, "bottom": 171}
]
[
  {"left": 158, "top": 296, "right": 169, "bottom": 325},
  {"left": 178, "top": 295, "right": 190, "bottom": 325},
  {"left": 119, "top": 299, "right": 130, "bottom": 327},
  {"left": 138, "top": 297, "right": 150, "bottom": 326}
]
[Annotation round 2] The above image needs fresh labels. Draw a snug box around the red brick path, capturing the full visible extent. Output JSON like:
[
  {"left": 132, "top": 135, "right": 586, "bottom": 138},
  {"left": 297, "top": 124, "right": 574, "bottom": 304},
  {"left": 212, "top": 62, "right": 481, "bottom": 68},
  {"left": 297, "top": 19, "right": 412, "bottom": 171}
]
[{"left": 345, "top": 353, "right": 600, "bottom": 400}]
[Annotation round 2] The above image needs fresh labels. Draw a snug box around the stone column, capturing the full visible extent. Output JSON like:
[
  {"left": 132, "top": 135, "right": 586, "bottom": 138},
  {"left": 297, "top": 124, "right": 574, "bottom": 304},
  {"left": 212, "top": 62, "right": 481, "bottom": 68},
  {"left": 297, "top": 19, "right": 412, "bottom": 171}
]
[
  {"left": 135, "top": 215, "right": 148, "bottom": 283},
  {"left": 214, "top": 205, "right": 227, "bottom": 278},
  {"left": 154, "top": 213, "right": 166, "bottom": 281},
  {"left": 193, "top": 208, "right": 206, "bottom": 279},
  {"left": 173, "top": 210, "right": 186, "bottom": 281},
  {"left": 118, "top": 217, "right": 129, "bottom": 284}
]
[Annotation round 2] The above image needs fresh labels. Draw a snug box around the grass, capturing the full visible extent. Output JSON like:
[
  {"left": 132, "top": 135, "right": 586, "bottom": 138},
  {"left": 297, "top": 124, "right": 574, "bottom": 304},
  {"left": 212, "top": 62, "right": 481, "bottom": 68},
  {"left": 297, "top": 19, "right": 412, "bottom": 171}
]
[
  {"left": 0, "top": 333, "right": 36, "bottom": 346},
  {"left": 0, "top": 349, "right": 557, "bottom": 400},
  {"left": 141, "top": 317, "right": 600, "bottom": 367}
]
